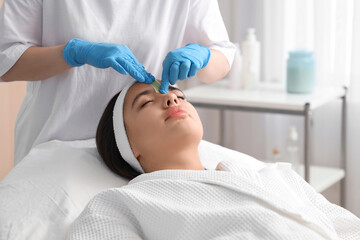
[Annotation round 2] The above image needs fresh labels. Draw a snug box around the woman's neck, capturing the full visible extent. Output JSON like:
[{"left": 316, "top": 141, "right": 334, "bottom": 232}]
[{"left": 140, "top": 146, "right": 205, "bottom": 172}]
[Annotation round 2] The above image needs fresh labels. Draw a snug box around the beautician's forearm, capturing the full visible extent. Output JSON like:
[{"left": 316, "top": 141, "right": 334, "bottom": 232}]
[
  {"left": 197, "top": 49, "right": 230, "bottom": 83},
  {"left": 1, "top": 45, "right": 71, "bottom": 82}
]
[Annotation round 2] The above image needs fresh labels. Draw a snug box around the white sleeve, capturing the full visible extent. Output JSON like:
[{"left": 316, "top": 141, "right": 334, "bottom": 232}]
[
  {"left": 182, "top": 0, "right": 236, "bottom": 68},
  {"left": 0, "top": 0, "right": 42, "bottom": 77}
]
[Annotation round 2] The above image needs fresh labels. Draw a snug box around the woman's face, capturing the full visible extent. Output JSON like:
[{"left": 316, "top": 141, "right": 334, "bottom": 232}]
[{"left": 123, "top": 82, "right": 203, "bottom": 171}]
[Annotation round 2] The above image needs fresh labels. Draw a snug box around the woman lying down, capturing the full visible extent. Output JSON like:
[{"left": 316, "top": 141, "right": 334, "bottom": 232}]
[{"left": 68, "top": 81, "right": 360, "bottom": 240}]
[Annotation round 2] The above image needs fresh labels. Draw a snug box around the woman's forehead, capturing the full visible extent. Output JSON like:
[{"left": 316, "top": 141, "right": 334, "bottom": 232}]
[
  {"left": 129, "top": 82, "right": 151, "bottom": 94},
  {"left": 125, "top": 82, "right": 154, "bottom": 103}
]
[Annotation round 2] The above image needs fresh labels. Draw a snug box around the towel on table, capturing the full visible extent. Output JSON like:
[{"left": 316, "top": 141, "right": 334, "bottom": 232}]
[{"left": 68, "top": 160, "right": 360, "bottom": 240}]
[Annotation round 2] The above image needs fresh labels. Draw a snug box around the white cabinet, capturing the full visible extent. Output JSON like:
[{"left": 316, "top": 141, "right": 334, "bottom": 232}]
[{"left": 184, "top": 79, "right": 346, "bottom": 205}]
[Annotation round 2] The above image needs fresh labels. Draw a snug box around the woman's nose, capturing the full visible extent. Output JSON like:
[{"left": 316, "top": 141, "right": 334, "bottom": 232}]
[{"left": 162, "top": 93, "right": 179, "bottom": 108}]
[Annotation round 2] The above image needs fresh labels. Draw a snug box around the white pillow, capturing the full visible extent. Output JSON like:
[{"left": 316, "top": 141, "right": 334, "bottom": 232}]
[
  {"left": 0, "top": 139, "right": 264, "bottom": 240},
  {"left": 0, "top": 139, "right": 125, "bottom": 239}
]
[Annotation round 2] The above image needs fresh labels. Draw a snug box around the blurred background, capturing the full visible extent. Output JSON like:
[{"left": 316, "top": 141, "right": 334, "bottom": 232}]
[{"left": 184, "top": 0, "right": 360, "bottom": 216}]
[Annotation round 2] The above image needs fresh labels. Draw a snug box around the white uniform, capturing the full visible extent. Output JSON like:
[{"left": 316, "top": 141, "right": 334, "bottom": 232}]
[{"left": 0, "top": 0, "right": 235, "bottom": 164}]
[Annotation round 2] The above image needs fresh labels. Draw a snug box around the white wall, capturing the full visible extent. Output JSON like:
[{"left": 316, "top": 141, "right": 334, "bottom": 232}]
[{"left": 0, "top": 0, "right": 27, "bottom": 181}]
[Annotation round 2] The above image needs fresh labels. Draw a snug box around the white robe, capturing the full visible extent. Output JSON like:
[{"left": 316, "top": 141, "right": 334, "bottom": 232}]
[{"left": 68, "top": 160, "right": 360, "bottom": 240}]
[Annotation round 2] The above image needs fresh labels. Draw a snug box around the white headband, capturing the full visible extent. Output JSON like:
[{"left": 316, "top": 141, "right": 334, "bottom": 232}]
[{"left": 113, "top": 80, "right": 144, "bottom": 173}]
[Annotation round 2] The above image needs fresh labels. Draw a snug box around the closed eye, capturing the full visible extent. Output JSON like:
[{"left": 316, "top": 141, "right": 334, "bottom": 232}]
[
  {"left": 140, "top": 94, "right": 185, "bottom": 109},
  {"left": 140, "top": 100, "right": 153, "bottom": 108},
  {"left": 177, "top": 95, "right": 185, "bottom": 100}
]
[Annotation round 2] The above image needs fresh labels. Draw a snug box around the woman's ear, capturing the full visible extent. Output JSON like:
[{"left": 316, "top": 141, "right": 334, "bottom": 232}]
[
  {"left": 130, "top": 142, "right": 140, "bottom": 158},
  {"left": 133, "top": 149, "right": 140, "bottom": 158},
  {"left": 127, "top": 135, "right": 140, "bottom": 158}
]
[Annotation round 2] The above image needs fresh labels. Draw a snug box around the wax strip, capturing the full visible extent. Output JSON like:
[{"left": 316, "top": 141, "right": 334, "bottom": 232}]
[{"left": 151, "top": 80, "right": 161, "bottom": 93}]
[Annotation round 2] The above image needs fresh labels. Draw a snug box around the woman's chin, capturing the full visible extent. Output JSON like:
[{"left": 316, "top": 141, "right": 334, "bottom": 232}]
[
  {"left": 169, "top": 123, "right": 202, "bottom": 144},
  {"left": 158, "top": 114, "right": 203, "bottom": 148}
]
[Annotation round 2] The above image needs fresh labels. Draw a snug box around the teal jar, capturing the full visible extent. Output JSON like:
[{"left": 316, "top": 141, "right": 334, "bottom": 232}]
[{"left": 286, "top": 50, "right": 315, "bottom": 93}]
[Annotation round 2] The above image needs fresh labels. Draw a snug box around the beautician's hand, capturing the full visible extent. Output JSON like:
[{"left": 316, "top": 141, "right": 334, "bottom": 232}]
[
  {"left": 62, "top": 39, "right": 154, "bottom": 83},
  {"left": 160, "top": 43, "right": 211, "bottom": 93}
]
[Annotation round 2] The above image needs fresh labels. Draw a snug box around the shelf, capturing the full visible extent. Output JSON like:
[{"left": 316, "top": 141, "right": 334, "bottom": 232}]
[
  {"left": 184, "top": 79, "right": 346, "bottom": 113},
  {"left": 248, "top": 161, "right": 344, "bottom": 193},
  {"left": 299, "top": 165, "right": 345, "bottom": 193},
  {"left": 184, "top": 79, "right": 346, "bottom": 204},
  {"left": 260, "top": 164, "right": 344, "bottom": 193}
]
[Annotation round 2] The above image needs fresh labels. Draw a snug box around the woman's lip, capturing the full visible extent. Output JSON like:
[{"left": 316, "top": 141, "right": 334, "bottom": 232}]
[
  {"left": 166, "top": 106, "right": 188, "bottom": 121},
  {"left": 167, "top": 111, "right": 188, "bottom": 120}
]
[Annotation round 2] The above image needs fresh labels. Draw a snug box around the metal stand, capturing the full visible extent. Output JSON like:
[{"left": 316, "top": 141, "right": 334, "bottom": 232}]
[
  {"left": 303, "top": 89, "right": 346, "bottom": 207},
  {"left": 220, "top": 109, "right": 225, "bottom": 146},
  {"left": 304, "top": 103, "right": 311, "bottom": 182},
  {"left": 340, "top": 87, "right": 347, "bottom": 208}
]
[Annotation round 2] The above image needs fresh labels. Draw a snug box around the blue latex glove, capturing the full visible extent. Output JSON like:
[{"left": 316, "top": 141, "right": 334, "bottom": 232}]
[
  {"left": 63, "top": 39, "right": 154, "bottom": 83},
  {"left": 160, "top": 43, "right": 211, "bottom": 93}
]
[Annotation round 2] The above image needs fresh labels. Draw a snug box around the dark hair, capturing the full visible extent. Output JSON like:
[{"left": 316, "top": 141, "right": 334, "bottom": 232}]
[{"left": 96, "top": 91, "right": 141, "bottom": 180}]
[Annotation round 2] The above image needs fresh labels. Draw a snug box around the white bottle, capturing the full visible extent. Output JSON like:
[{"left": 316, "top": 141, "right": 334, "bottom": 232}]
[
  {"left": 286, "top": 126, "right": 300, "bottom": 173},
  {"left": 228, "top": 43, "right": 242, "bottom": 89},
  {"left": 241, "top": 28, "right": 260, "bottom": 90}
]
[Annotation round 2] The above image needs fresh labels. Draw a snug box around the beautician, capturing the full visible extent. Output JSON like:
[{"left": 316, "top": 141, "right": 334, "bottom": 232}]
[{"left": 0, "top": 0, "right": 235, "bottom": 164}]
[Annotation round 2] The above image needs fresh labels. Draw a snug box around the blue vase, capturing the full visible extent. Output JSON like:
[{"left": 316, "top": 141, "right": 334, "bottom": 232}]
[{"left": 286, "top": 50, "right": 315, "bottom": 93}]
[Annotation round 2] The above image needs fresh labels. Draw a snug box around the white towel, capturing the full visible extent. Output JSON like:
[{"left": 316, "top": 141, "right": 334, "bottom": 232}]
[{"left": 68, "top": 161, "right": 360, "bottom": 240}]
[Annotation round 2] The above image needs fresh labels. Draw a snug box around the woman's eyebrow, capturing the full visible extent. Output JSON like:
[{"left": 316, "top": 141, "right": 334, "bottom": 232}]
[
  {"left": 132, "top": 89, "right": 153, "bottom": 109},
  {"left": 168, "top": 86, "right": 185, "bottom": 96}
]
